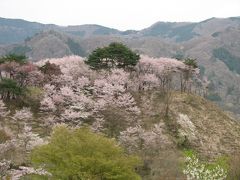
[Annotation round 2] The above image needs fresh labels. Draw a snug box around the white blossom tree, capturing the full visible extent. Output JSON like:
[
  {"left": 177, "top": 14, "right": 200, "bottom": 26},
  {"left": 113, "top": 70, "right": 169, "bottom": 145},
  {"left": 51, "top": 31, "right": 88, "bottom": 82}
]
[{"left": 183, "top": 151, "right": 227, "bottom": 180}]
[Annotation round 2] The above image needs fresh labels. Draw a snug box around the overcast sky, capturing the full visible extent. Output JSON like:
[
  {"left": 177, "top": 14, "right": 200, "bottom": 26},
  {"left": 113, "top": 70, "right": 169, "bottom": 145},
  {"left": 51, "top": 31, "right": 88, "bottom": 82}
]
[{"left": 1, "top": 0, "right": 240, "bottom": 30}]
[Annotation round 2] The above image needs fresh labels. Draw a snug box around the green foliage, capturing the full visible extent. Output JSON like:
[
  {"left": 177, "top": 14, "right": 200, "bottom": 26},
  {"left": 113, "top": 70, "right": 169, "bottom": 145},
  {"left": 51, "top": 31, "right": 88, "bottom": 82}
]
[
  {"left": 0, "top": 78, "right": 24, "bottom": 99},
  {"left": 21, "top": 87, "right": 43, "bottom": 112},
  {"left": 85, "top": 42, "right": 140, "bottom": 70},
  {"left": 25, "top": 87, "right": 43, "bottom": 100},
  {"left": 31, "top": 125, "right": 141, "bottom": 180},
  {"left": 213, "top": 47, "right": 240, "bottom": 74},
  {"left": 0, "top": 54, "right": 27, "bottom": 64},
  {"left": 182, "top": 149, "right": 196, "bottom": 161},
  {"left": 183, "top": 58, "right": 198, "bottom": 68},
  {"left": 20, "top": 174, "right": 49, "bottom": 180}
]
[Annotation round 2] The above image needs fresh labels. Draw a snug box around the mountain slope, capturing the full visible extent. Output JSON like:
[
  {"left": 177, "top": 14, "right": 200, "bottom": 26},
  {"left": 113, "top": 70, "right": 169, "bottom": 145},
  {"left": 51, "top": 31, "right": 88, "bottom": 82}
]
[
  {"left": 134, "top": 91, "right": 240, "bottom": 179},
  {"left": 1, "top": 17, "right": 240, "bottom": 116},
  {"left": 0, "top": 17, "right": 53, "bottom": 44},
  {"left": 0, "top": 30, "right": 86, "bottom": 60},
  {"left": 1, "top": 54, "right": 240, "bottom": 179},
  {"left": 0, "top": 17, "right": 123, "bottom": 44},
  {"left": 1, "top": 16, "right": 239, "bottom": 45}
]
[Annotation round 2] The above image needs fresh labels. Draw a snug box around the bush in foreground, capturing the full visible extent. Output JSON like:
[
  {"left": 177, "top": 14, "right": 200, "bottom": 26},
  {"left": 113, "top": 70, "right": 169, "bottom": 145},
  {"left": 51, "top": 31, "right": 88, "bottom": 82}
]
[{"left": 31, "top": 125, "right": 141, "bottom": 180}]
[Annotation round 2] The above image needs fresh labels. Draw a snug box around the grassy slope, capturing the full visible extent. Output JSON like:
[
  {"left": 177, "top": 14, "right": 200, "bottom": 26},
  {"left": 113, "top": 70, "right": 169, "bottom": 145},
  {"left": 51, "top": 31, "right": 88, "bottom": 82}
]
[{"left": 131, "top": 91, "right": 240, "bottom": 179}]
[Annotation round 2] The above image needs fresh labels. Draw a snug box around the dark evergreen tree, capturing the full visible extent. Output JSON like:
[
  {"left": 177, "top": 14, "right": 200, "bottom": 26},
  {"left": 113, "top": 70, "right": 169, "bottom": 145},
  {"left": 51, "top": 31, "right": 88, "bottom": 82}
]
[{"left": 85, "top": 42, "right": 140, "bottom": 70}]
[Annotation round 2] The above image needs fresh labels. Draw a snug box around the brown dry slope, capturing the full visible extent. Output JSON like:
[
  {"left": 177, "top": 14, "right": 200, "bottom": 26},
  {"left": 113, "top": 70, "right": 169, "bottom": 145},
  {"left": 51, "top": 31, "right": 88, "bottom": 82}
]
[{"left": 118, "top": 91, "right": 240, "bottom": 179}]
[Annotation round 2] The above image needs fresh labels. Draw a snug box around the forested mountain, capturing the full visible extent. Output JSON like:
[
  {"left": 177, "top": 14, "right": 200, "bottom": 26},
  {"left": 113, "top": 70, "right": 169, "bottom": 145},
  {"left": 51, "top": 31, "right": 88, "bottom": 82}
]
[{"left": 1, "top": 17, "right": 240, "bottom": 116}]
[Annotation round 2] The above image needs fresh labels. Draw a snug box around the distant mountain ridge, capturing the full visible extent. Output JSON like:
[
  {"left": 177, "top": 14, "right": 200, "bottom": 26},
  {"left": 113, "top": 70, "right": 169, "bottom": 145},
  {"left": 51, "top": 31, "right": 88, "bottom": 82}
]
[
  {"left": 0, "top": 17, "right": 124, "bottom": 44},
  {"left": 1, "top": 16, "right": 239, "bottom": 45},
  {"left": 0, "top": 17, "right": 53, "bottom": 44}
]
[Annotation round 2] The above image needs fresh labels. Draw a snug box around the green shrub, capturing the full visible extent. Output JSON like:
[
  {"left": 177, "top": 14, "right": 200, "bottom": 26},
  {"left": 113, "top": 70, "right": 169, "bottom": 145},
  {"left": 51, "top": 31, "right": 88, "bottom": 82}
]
[
  {"left": 31, "top": 125, "right": 142, "bottom": 180},
  {"left": 0, "top": 54, "right": 27, "bottom": 64},
  {"left": 0, "top": 78, "right": 24, "bottom": 100}
]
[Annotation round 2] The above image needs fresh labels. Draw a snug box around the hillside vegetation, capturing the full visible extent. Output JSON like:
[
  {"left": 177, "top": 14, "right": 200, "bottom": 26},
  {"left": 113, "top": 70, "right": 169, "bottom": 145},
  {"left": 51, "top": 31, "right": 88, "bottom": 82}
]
[
  {"left": 1, "top": 17, "right": 240, "bottom": 118},
  {"left": 0, "top": 46, "right": 240, "bottom": 179}
]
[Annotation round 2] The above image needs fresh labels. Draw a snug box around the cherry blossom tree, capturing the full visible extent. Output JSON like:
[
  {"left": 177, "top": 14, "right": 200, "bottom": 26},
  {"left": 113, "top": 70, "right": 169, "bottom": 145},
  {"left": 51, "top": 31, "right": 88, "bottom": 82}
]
[
  {"left": 135, "top": 55, "right": 201, "bottom": 94},
  {"left": 183, "top": 151, "right": 227, "bottom": 180},
  {"left": 37, "top": 57, "right": 140, "bottom": 128},
  {"left": 35, "top": 55, "right": 204, "bottom": 132},
  {"left": 119, "top": 123, "right": 171, "bottom": 153},
  {"left": 18, "top": 124, "right": 45, "bottom": 154},
  {"left": 0, "top": 159, "right": 10, "bottom": 177},
  {"left": 0, "top": 124, "right": 47, "bottom": 179},
  {"left": 36, "top": 56, "right": 92, "bottom": 79}
]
